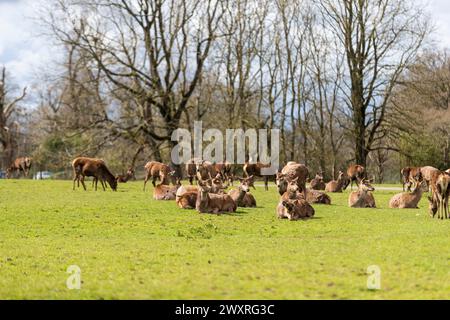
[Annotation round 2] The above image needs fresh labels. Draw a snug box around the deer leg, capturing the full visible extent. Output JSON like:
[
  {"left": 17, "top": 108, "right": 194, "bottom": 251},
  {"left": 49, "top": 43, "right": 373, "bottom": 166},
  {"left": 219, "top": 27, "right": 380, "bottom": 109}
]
[
  {"left": 189, "top": 176, "right": 193, "bottom": 185},
  {"left": 143, "top": 173, "right": 149, "bottom": 191},
  {"left": 264, "top": 176, "right": 269, "bottom": 191},
  {"left": 73, "top": 175, "right": 78, "bottom": 190},
  {"left": 80, "top": 176, "right": 87, "bottom": 191},
  {"left": 101, "top": 179, "right": 106, "bottom": 191},
  {"left": 152, "top": 176, "right": 157, "bottom": 187}
]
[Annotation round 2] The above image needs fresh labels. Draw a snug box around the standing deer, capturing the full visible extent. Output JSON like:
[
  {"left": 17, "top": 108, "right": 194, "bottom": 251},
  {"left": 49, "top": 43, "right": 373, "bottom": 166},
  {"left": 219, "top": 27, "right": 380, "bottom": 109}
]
[
  {"left": 347, "top": 165, "right": 365, "bottom": 190},
  {"left": 227, "top": 176, "right": 256, "bottom": 208},
  {"left": 195, "top": 160, "right": 218, "bottom": 182},
  {"left": 72, "top": 157, "right": 117, "bottom": 191},
  {"left": 214, "top": 162, "right": 234, "bottom": 185},
  {"left": 243, "top": 162, "right": 274, "bottom": 191},
  {"left": 143, "top": 161, "right": 176, "bottom": 191},
  {"left": 389, "top": 180, "right": 428, "bottom": 209},
  {"left": 429, "top": 172, "right": 450, "bottom": 220},
  {"left": 348, "top": 179, "right": 376, "bottom": 208},
  {"left": 185, "top": 158, "right": 202, "bottom": 185},
  {"left": 420, "top": 166, "right": 441, "bottom": 189},
  {"left": 6, "top": 157, "right": 32, "bottom": 178}
]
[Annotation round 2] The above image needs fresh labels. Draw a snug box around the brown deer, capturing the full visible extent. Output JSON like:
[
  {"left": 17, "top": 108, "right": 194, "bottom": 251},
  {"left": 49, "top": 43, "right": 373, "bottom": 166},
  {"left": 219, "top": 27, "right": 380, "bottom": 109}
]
[
  {"left": 348, "top": 179, "right": 376, "bottom": 208},
  {"left": 325, "top": 171, "right": 348, "bottom": 193},
  {"left": 195, "top": 160, "right": 218, "bottom": 182},
  {"left": 429, "top": 172, "right": 450, "bottom": 219},
  {"left": 143, "top": 161, "right": 176, "bottom": 191},
  {"left": 389, "top": 180, "right": 428, "bottom": 209},
  {"left": 185, "top": 158, "right": 202, "bottom": 185},
  {"left": 227, "top": 176, "right": 257, "bottom": 208},
  {"left": 310, "top": 173, "right": 325, "bottom": 191},
  {"left": 6, "top": 157, "right": 32, "bottom": 178},
  {"left": 116, "top": 167, "right": 135, "bottom": 183},
  {"left": 420, "top": 166, "right": 441, "bottom": 190},
  {"left": 243, "top": 162, "right": 274, "bottom": 191},
  {"left": 196, "top": 180, "right": 237, "bottom": 214},
  {"left": 153, "top": 177, "right": 182, "bottom": 200},
  {"left": 305, "top": 189, "right": 331, "bottom": 205},
  {"left": 347, "top": 165, "right": 365, "bottom": 190},
  {"left": 276, "top": 199, "right": 315, "bottom": 221},
  {"left": 276, "top": 162, "right": 309, "bottom": 196},
  {"left": 177, "top": 191, "right": 198, "bottom": 209},
  {"left": 214, "top": 162, "right": 234, "bottom": 185},
  {"left": 400, "top": 167, "right": 422, "bottom": 192},
  {"left": 72, "top": 157, "right": 117, "bottom": 191}
]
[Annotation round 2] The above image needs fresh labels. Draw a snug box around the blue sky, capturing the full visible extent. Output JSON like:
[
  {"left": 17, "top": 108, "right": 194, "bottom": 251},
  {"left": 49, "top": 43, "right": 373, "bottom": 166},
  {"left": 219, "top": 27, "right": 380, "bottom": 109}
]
[{"left": 1, "top": 0, "right": 450, "bottom": 89}]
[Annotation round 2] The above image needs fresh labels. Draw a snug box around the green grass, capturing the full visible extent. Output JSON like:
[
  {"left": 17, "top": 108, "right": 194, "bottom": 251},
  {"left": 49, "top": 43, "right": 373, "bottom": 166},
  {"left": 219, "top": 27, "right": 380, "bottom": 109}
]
[{"left": 0, "top": 179, "right": 449, "bottom": 300}]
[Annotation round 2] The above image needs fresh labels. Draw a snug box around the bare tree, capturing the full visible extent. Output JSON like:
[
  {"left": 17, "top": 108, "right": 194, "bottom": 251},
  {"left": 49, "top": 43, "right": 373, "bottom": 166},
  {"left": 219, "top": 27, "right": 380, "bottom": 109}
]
[
  {"left": 0, "top": 67, "right": 27, "bottom": 168},
  {"left": 318, "top": 0, "right": 430, "bottom": 167}
]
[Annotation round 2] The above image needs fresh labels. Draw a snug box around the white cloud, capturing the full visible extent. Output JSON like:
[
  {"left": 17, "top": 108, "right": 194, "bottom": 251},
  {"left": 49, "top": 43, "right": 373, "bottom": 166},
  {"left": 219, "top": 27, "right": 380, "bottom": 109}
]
[{"left": 0, "top": 0, "right": 54, "bottom": 89}]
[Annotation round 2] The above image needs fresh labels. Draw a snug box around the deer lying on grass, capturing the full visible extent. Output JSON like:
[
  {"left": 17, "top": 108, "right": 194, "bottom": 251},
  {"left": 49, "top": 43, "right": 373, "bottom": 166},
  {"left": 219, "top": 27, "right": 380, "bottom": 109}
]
[
  {"left": 72, "top": 157, "right": 117, "bottom": 191},
  {"left": 325, "top": 171, "right": 349, "bottom": 193},
  {"left": 389, "top": 181, "right": 428, "bottom": 209},
  {"left": 348, "top": 179, "right": 376, "bottom": 208},
  {"left": 196, "top": 180, "right": 237, "bottom": 214},
  {"left": 400, "top": 167, "right": 422, "bottom": 192},
  {"left": 143, "top": 161, "right": 176, "bottom": 191},
  {"left": 243, "top": 162, "right": 274, "bottom": 191},
  {"left": 310, "top": 173, "right": 325, "bottom": 191},
  {"left": 196, "top": 161, "right": 218, "bottom": 181},
  {"left": 429, "top": 172, "right": 450, "bottom": 219},
  {"left": 116, "top": 167, "right": 135, "bottom": 183},
  {"left": 153, "top": 177, "right": 182, "bottom": 200},
  {"left": 276, "top": 162, "right": 308, "bottom": 197},
  {"left": 347, "top": 165, "right": 365, "bottom": 190},
  {"left": 6, "top": 157, "right": 32, "bottom": 178},
  {"left": 176, "top": 175, "right": 230, "bottom": 209},
  {"left": 305, "top": 189, "right": 331, "bottom": 205},
  {"left": 228, "top": 176, "right": 256, "bottom": 208},
  {"left": 276, "top": 200, "right": 315, "bottom": 221}
]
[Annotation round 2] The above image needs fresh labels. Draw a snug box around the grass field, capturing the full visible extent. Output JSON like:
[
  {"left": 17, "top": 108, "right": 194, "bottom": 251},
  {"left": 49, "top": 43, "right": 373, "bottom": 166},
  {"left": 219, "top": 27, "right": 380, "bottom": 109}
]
[{"left": 0, "top": 179, "right": 449, "bottom": 300}]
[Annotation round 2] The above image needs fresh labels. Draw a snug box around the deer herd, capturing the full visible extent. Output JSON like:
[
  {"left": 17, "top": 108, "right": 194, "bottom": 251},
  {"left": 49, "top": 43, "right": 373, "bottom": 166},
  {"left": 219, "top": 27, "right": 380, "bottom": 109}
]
[{"left": 4, "top": 155, "right": 450, "bottom": 221}]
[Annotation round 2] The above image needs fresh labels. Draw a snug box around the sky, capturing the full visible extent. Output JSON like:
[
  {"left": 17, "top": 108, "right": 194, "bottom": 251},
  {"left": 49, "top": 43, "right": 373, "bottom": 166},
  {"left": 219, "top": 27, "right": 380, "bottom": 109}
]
[{"left": 2, "top": 0, "right": 450, "bottom": 90}]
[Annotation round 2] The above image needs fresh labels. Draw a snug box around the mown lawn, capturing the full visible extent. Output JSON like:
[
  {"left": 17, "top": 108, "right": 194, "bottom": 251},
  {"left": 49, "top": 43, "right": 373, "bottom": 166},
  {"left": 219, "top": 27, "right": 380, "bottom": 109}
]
[{"left": 0, "top": 179, "right": 449, "bottom": 300}]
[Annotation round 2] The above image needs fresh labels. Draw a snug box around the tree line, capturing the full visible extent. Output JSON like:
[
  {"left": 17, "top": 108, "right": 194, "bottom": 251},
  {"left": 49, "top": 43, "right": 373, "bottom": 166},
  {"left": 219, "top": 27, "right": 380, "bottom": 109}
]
[{"left": 1, "top": 0, "right": 449, "bottom": 182}]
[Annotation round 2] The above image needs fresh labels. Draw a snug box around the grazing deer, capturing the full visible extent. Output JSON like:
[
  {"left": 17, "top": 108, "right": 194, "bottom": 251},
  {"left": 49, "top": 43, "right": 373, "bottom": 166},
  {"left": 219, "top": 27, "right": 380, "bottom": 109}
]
[
  {"left": 276, "top": 162, "right": 309, "bottom": 197},
  {"left": 153, "top": 177, "right": 182, "bottom": 200},
  {"left": 143, "top": 161, "right": 176, "bottom": 191},
  {"left": 400, "top": 167, "right": 422, "bottom": 192},
  {"left": 116, "top": 167, "right": 135, "bottom": 183},
  {"left": 347, "top": 165, "right": 365, "bottom": 190},
  {"left": 429, "top": 172, "right": 450, "bottom": 220},
  {"left": 72, "top": 157, "right": 117, "bottom": 191},
  {"left": 348, "top": 179, "right": 376, "bottom": 208},
  {"left": 6, "top": 157, "right": 32, "bottom": 178},
  {"left": 325, "top": 171, "right": 348, "bottom": 193},
  {"left": 389, "top": 180, "right": 428, "bottom": 209},
  {"left": 276, "top": 199, "right": 315, "bottom": 221},
  {"left": 243, "top": 162, "right": 274, "bottom": 191},
  {"left": 196, "top": 180, "right": 237, "bottom": 214},
  {"left": 228, "top": 176, "right": 257, "bottom": 208},
  {"left": 310, "top": 173, "right": 325, "bottom": 191}
]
